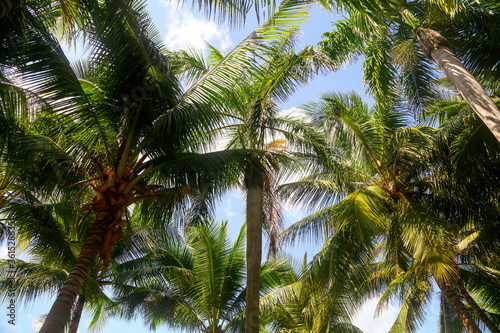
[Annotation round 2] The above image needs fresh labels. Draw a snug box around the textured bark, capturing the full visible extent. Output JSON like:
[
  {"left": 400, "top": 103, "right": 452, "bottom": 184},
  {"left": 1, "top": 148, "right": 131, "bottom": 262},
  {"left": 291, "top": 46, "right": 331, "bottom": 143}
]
[
  {"left": 39, "top": 219, "right": 107, "bottom": 333},
  {"left": 436, "top": 279, "right": 482, "bottom": 333},
  {"left": 456, "top": 280, "right": 500, "bottom": 333},
  {"left": 68, "top": 295, "right": 85, "bottom": 333},
  {"left": 39, "top": 165, "right": 147, "bottom": 333},
  {"left": 245, "top": 169, "right": 263, "bottom": 333},
  {"left": 0, "top": 0, "right": 20, "bottom": 18},
  {"left": 416, "top": 27, "right": 500, "bottom": 143}
]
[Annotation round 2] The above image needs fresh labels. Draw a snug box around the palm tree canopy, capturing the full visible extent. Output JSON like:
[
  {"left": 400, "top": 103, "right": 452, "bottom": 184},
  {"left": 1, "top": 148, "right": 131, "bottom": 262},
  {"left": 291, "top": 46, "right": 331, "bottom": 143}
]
[{"left": 114, "top": 220, "right": 294, "bottom": 332}]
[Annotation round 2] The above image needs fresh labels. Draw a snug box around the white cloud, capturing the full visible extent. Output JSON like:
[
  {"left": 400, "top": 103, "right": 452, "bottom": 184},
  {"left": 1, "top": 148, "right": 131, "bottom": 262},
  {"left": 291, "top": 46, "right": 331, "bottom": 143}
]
[
  {"left": 159, "top": 0, "right": 232, "bottom": 51},
  {"left": 352, "top": 296, "right": 399, "bottom": 333},
  {"left": 223, "top": 198, "right": 235, "bottom": 219},
  {"left": 279, "top": 106, "right": 310, "bottom": 122}
]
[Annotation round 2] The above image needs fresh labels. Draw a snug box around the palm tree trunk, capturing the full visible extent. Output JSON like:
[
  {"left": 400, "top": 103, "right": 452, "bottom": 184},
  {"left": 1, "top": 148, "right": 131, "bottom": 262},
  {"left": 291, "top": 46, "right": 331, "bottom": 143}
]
[
  {"left": 40, "top": 166, "right": 134, "bottom": 333},
  {"left": 0, "top": 0, "right": 19, "bottom": 18},
  {"left": 39, "top": 219, "right": 107, "bottom": 333},
  {"left": 244, "top": 160, "right": 264, "bottom": 333},
  {"left": 436, "top": 279, "right": 482, "bottom": 333},
  {"left": 416, "top": 27, "right": 500, "bottom": 143},
  {"left": 456, "top": 280, "right": 500, "bottom": 333},
  {"left": 68, "top": 294, "right": 85, "bottom": 333}
]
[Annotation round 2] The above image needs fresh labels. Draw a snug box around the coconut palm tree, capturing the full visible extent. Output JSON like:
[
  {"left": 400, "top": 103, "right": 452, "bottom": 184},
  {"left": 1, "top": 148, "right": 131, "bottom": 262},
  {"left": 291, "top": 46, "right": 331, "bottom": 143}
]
[
  {"left": 167, "top": 5, "right": 334, "bottom": 330},
  {"left": 277, "top": 91, "right": 489, "bottom": 332},
  {"left": 351, "top": 92, "right": 500, "bottom": 333},
  {"left": 422, "top": 95, "right": 500, "bottom": 332},
  {"left": 260, "top": 254, "right": 363, "bottom": 333},
  {"left": 114, "top": 220, "right": 295, "bottom": 333},
  {"left": 0, "top": 200, "right": 119, "bottom": 332},
  {"left": 317, "top": 7, "right": 500, "bottom": 327},
  {"left": 319, "top": 0, "right": 500, "bottom": 141},
  {"left": 202, "top": 47, "right": 331, "bottom": 332},
  {"left": 0, "top": 0, "right": 253, "bottom": 331}
]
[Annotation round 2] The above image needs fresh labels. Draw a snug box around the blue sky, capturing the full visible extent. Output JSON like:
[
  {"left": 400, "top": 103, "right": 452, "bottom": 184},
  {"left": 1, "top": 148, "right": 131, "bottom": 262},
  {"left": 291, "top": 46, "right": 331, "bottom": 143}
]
[{"left": 1, "top": 0, "right": 441, "bottom": 332}]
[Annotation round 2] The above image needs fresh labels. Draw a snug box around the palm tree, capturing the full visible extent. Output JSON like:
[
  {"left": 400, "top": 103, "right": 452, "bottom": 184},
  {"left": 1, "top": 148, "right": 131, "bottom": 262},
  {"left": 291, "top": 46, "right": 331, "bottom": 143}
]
[
  {"left": 278, "top": 91, "right": 487, "bottom": 332},
  {"left": 316, "top": 7, "right": 500, "bottom": 327},
  {"left": 319, "top": 0, "right": 500, "bottom": 141},
  {"left": 166, "top": 3, "right": 334, "bottom": 329},
  {"left": 361, "top": 93, "right": 500, "bottom": 333},
  {"left": 0, "top": 198, "right": 133, "bottom": 332},
  {"left": 204, "top": 43, "right": 331, "bottom": 332},
  {"left": 260, "top": 254, "right": 363, "bottom": 333},
  {"left": 114, "top": 220, "right": 294, "bottom": 333},
  {"left": 1, "top": 1, "right": 252, "bottom": 331},
  {"left": 422, "top": 95, "right": 500, "bottom": 332}
]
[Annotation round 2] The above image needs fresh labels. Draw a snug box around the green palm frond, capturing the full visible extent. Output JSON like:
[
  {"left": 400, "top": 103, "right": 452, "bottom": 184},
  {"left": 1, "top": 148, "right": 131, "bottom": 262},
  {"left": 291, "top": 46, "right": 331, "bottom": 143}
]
[
  {"left": 177, "top": 0, "right": 315, "bottom": 122},
  {"left": 169, "top": 47, "right": 211, "bottom": 85},
  {"left": 303, "top": 91, "right": 385, "bottom": 174},
  {"left": 86, "top": 290, "right": 116, "bottom": 332},
  {"left": 0, "top": 260, "right": 67, "bottom": 304},
  {"left": 278, "top": 205, "right": 336, "bottom": 246},
  {"left": 448, "top": 114, "right": 500, "bottom": 179},
  {"left": 319, "top": 18, "right": 366, "bottom": 68},
  {"left": 260, "top": 256, "right": 362, "bottom": 333},
  {"left": 206, "top": 43, "right": 226, "bottom": 66},
  {"left": 114, "top": 221, "right": 246, "bottom": 331},
  {"left": 421, "top": 90, "right": 469, "bottom": 129},
  {"left": 377, "top": 275, "right": 433, "bottom": 333},
  {"left": 397, "top": 196, "right": 458, "bottom": 283},
  {"left": 363, "top": 36, "right": 399, "bottom": 107},
  {"left": 460, "top": 266, "right": 500, "bottom": 326},
  {"left": 334, "top": 186, "right": 389, "bottom": 242},
  {"left": 5, "top": 202, "right": 82, "bottom": 267}
]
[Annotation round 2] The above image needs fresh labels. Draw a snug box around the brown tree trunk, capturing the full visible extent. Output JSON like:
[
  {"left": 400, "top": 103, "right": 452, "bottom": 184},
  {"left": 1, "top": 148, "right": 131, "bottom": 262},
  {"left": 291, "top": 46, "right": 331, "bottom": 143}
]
[
  {"left": 436, "top": 279, "right": 482, "bottom": 333},
  {"left": 68, "top": 294, "right": 85, "bottom": 333},
  {"left": 0, "top": 0, "right": 20, "bottom": 18},
  {"left": 416, "top": 27, "right": 500, "bottom": 143},
  {"left": 244, "top": 156, "right": 263, "bottom": 333},
  {"left": 456, "top": 280, "right": 500, "bottom": 333},
  {"left": 39, "top": 219, "right": 107, "bottom": 333},
  {"left": 40, "top": 166, "right": 137, "bottom": 333}
]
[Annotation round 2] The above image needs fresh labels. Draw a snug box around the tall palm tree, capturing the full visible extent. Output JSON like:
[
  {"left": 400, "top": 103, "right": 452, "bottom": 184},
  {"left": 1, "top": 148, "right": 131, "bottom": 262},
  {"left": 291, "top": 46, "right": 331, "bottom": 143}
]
[
  {"left": 319, "top": 0, "right": 500, "bottom": 141},
  {"left": 167, "top": 3, "right": 333, "bottom": 330},
  {"left": 0, "top": 200, "right": 121, "bottom": 332},
  {"left": 422, "top": 94, "right": 500, "bottom": 332},
  {"left": 1, "top": 1, "right": 251, "bottom": 331},
  {"left": 204, "top": 44, "right": 331, "bottom": 332},
  {"left": 278, "top": 91, "right": 487, "bottom": 332},
  {"left": 361, "top": 92, "right": 500, "bottom": 333}
]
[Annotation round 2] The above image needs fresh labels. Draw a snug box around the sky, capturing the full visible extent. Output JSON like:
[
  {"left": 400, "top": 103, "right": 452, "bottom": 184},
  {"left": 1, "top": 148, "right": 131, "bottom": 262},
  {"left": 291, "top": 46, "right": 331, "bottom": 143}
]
[{"left": 1, "top": 0, "right": 441, "bottom": 332}]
